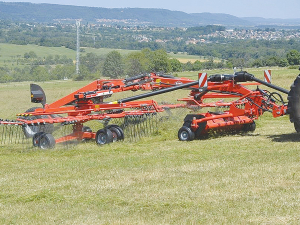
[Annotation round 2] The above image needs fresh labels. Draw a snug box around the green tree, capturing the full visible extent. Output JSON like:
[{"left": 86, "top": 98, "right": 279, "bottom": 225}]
[
  {"left": 29, "top": 51, "right": 37, "bottom": 59},
  {"left": 102, "top": 51, "right": 124, "bottom": 78},
  {"left": 203, "top": 58, "right": 215, "bottom": 70},
  {"left": 193, "top": 60, "right": 203, "bottom": 71},
  {"left": 0, "top": 67, "right": 12, "bottom": 83},
  {"left": 152, "top": 49, "right": 171, "bottom": 73},
  {"left": 74, "top": 65, "right": 91, "bottom": 81},
  {"left": 51, "top": 65, "right": 75, "bottom": 80},
  {"left": 140, "top": 48, "right": 155, "bottom": 72},
  {"left": 45, "top": 55, "right": 54, "bottom": 65},
  {"left": 11, "top": 67, "right": 30, "bottom": 82},
  {"left": 24, "top": 52, "right": 30, "bottom": 59},
  {"left": 81, "top": 53, "right": 103, "bottom": 73},
  {"left": 287, "top": 50, "right": 300, "bottom": 65},
  {"left": 31, "top": 66, "right": 50, "bottom": 81},
  {"left": 24, "top": 51, "right": 37, "bottom": 59},
  {"left": 278, "top": 58, "right": 289, "bottom": 67},
  {"left": 125, "top": 52, "right": 146, "bottom": 75},
  {"left": 184, "top": 61, "right": 193, "bottom": 71},
  {"left": 251, "top": 59, "right": 264, "bottom": 68},
  {"left": 169, "top": 58, "right": 182, "bottom": 72}
]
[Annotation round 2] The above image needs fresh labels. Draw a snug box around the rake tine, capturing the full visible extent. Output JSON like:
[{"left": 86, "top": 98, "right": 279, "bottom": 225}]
[
  {"left": 144, "top": 114, "right": 148, "bottom": 135},
  {"left": 137, "top": 115, "right": 142, "bottom": 138},
  {"left": 133, "top": 116, "right": 137, "bottom": 140},
  {"left": 1, "top": 125, "right": 4, "bottom": 145},
  {"left": 8, "top": 125, "right": 12, "bottom": 144}
]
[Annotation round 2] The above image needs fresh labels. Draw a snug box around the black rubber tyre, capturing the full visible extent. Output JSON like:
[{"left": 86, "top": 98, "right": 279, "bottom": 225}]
[
  {"left": 106, "top": 124, "right": 120, "bottom": 130},
  {"left": 38, "top": 133, "right": 56, "bottom": 149},
  {"left": 95, "top": 129, "right": 113, "bottom": 145},
  {"left": 21, "top": 107, "right": 54, "bottom": 138},
  {"left": 32, "top": 132, "right": 46, "bottom": 147},
  {"left": 106, "top": 125, "right": 124, "bottom": 140},
  {"left": 81, "top": 126, "right": 93, "bottom": 141},
  {"left": 82, "top": 126, "right": 92, "bottom": 133},
  {"left": 288, "top": 75, "right": 300, "bottom": 132},
  {"left": 191, "top": 115, "right": 207, "bottom": 139},
  {"left": 178, "top": 126, "right": 195, "bottom": 141},
  {"left": 108, "top": 126, "right": 124, "bottom": 142},
  {"left": 182, "top": 114, "right": 205, "bottom": 127}
]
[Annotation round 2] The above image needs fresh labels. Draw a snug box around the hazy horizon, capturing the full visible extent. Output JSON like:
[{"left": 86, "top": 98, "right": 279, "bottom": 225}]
[{"left": 1, "top": 0, "right": 300, "bottom": 19}]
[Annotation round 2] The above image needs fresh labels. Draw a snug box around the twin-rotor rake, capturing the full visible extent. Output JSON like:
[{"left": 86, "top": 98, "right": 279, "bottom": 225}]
[{"left": 1, "top": 70, "right": 299, "bottom": 149}]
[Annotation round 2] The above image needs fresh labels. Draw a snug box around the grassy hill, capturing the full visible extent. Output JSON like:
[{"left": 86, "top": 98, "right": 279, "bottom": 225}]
[
  {"left": 0, "top": 2, "right": 251, "bottom": 27},
  {"left": 1, "top": 2, "right": 300, "bottom": 28},
  {"left": 0, "top": 43, "right": 204, "bottom": 68}
]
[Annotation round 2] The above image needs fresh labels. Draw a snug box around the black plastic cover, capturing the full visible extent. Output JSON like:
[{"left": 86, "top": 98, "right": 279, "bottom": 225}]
[{"left": 30, "top": 83, "right": 46, "bottom": 106}]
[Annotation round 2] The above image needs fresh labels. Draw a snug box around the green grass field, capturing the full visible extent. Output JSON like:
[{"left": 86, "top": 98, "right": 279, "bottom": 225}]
[
  {"left": 0, "top": 67, "right": 300, "bottom": 224},
  {"left": 0, "top": 43, "right": 207, "bottom": 68}
]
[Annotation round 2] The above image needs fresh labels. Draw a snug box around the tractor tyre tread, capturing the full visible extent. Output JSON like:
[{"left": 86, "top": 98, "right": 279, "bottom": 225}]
[{"left": 288, "top": 75, "right": 300, "bottom": 132}]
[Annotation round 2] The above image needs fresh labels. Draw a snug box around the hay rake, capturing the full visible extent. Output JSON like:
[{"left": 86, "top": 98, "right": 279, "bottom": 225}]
[
  {"left": 1, "top": 70, "right": 300, "bottom": 148},
  {"left": 0, "top": 73, "right": 191, "bottom": 149}
]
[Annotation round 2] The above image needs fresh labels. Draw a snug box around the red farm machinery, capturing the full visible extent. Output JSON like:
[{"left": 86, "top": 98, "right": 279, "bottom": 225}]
[{"left": 1, "top": 70, "right": 300, "bottom": 149}]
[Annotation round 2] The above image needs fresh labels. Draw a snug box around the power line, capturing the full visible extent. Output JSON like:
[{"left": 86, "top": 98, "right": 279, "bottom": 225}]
[{"left": 76, "top": 20, "right": 80, "bottom": 74}]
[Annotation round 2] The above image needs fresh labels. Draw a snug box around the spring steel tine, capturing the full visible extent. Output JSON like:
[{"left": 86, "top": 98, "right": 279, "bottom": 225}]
[
  {"left": 3, "top": 125, "right": 8, "bottom": 144},
  {"left": 132, "top": 116, "right": 136, "bottom": 141},
  {"left": 131, "top": 116, "right": 135, "bottom": 141},
  {"left": 16, "top": 125, "right": 22, "bottom": 144},
  {"left": 1, "top": 125, "right": 4, "bottom": 144},
  {"left": 144, "top": 114, "right": 148, "bottom": 135},
  {"left": 138, "top": 115, "right": 142, "bottom": 138},
  {"left": 139, "top": 115, "right": 144, "bottom": 137},
  {"left": 136, "top": 116, "right": 140, "bottom": 139},
  {"left": 12, "top": 126, "right": 17, "bottom": 144},
  {"left": 128, "top": 117, "right": 133, "bottom": 142},
  {"left": 130, "top": 117, "right": 134, "bottom": 142},
  {"left": 12, "top": 125, "right": 16, "bottom": 144},
  {"left": 5, "top": 126, "right": 9, "bottom": 144},
  {"left": 9, "top": 125, "right": 13, "bottom": 144},
  {"left": 135, "top": 116, "right": 139, "bottom": 141}
]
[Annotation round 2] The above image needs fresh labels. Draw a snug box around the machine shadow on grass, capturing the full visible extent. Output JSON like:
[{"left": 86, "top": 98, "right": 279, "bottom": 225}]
[{"left": 267, "top": 132, "right": 300, "bottom": 142}]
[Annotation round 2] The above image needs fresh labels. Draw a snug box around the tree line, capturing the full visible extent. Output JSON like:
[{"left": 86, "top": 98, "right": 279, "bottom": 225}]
[{"left": 1, "top": 48, "right": 300, "bottom": 83}]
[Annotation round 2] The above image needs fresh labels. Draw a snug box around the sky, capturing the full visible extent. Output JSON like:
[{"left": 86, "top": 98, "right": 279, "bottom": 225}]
[{"left": 2, "top": 0, "right": 300, "bottom": 19}]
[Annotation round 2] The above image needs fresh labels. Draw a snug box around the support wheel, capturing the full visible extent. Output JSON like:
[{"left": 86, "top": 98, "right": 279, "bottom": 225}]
[
  {"left": 108, "top": 126, "right": 124, "bottom": 142},
  {"left": 20, "top": 107, "right": 54, "bottom": 138},
  {"left": 32, "top": 132, "right": 45, "bottom": 147},
  {"left": 82, "top": 126, "right": 93, "bottom": 141},
  {"left": 38, "top": 133, "right": 56, "bottom": 149},
  {"left": 82, "top": 126, "right": 92, "bottom": 133},
  {"left": 178, "top": 126, "right": 195, "bottom": 141},
  {"left": 95, "top": 129, "right": 113, "bottom": 145}
]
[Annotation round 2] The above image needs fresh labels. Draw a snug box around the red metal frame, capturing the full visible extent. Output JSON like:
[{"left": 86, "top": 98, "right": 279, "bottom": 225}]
[
  {"left": 1, "top": 71, "right": 289, "bottom": 146},
  {"left": 177, "top": 78, "right": 287, "bottom": 136},
  {"left": 9, "top": 73, "right": 194, "bottom": 145}
]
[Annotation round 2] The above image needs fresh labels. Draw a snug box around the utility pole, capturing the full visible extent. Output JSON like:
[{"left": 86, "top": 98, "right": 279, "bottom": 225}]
[{"left": 76, "top": 20, "right": 80, "bottom": 74}]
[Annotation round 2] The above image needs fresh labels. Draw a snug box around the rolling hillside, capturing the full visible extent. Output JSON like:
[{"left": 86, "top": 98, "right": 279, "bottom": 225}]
[{"left": 0, "top": 2, "right": 299, "bottom": 27}]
